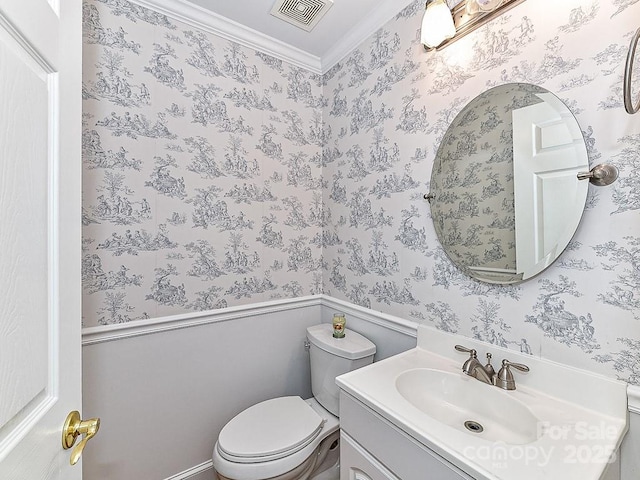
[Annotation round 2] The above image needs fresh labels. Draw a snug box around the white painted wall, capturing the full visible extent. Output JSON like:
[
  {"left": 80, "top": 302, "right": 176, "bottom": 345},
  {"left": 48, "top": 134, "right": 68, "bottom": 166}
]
[
  {"left": 621, "top": 400, "right": 640, "bottom": 480},
  {"left": 82, "top": 299, "right": 321, "bottom": 480}
]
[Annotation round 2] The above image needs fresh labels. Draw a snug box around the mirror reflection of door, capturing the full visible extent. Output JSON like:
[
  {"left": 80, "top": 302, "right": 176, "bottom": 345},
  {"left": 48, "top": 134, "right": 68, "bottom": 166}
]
[
  {"left": 512, "top": 93, "right": 589, "bottom": 279},
  {"left": 429, "top": 83, "right": 590, "bottom": 285}
]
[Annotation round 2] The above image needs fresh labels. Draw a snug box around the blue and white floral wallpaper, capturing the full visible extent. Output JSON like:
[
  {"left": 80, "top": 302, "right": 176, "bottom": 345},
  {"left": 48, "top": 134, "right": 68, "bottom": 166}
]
[{"left": 83, "top": 0, "right": 640, "bottom": 385}]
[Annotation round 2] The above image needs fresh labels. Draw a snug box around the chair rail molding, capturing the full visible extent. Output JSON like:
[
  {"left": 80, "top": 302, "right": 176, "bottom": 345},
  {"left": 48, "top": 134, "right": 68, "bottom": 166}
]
[
  {"left": 82, "top": 294, "right": 640, "bottom": 419},
  {"left": 82, "top": 295, "right": 323, "bottom": 345},
  {"left": 320, "top": 295, "right": 418, "bottom": 338},
  {"left": 629, "top": 385, "right": 640, "bottom": 414}
]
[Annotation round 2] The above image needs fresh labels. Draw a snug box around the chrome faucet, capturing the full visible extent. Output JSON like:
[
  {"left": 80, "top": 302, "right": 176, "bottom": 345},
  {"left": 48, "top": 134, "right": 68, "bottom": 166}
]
[
  {"left": 455, "top": 345, "right": 529, "bottom": 390},
  {"left": 454, "top": 345, "right": 494, "bottom": 384}
]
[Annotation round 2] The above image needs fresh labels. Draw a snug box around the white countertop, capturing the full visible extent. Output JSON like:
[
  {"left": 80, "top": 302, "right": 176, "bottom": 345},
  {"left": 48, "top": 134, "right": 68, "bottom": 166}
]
[{"left": 336, "top": 325, "right": 628, "bottom": 480}]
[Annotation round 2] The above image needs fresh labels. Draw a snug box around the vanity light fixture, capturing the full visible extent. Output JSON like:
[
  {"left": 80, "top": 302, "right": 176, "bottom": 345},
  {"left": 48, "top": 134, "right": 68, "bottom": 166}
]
[
  {"left": 421, "top": 0, "right": 526, "bottom": 51},
  {"left": 420, "top": 0, "right": 456, "bottom": 49}
]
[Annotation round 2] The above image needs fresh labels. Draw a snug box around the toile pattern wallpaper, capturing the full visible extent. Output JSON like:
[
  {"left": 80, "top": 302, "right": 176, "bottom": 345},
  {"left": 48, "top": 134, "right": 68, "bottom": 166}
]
[
  {"left": 82, "top": 0, "right": 640, "bottom": 386},
  {"left": 82, "top": 0, "right": 325, "bottom": 324}
]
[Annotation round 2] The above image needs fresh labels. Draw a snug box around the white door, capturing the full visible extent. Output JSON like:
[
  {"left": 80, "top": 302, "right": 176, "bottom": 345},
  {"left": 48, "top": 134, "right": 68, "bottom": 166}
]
[
  {"left": 0, "top": 0, "right": 83, "bottom": 479},
  {"left": 512, "top": 93, "right": 589, "bottom": 278}
]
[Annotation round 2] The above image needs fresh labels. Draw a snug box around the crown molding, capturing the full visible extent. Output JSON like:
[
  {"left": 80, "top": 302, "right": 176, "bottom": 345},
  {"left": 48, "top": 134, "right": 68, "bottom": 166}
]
[
  {"left": 128, "top": 0, "right": 323, "bottom": 74},
  {"left": 321, "top": 0, "right": 416, "bottom": 72},
  {"left": 127, "top": 0, "right": 415, "bottom": 75}
]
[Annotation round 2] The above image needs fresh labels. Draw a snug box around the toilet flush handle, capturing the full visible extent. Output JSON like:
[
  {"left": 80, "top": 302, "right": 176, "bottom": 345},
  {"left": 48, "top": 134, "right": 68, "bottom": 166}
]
[{"left": 304, "top": 340, "right": 311, "bottom": 351}]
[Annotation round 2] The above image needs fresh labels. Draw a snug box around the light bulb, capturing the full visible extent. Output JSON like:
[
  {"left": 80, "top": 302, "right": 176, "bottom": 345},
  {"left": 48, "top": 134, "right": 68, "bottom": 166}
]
[{"left": 421, "top": 0, "right": 456, "bottom": 49}]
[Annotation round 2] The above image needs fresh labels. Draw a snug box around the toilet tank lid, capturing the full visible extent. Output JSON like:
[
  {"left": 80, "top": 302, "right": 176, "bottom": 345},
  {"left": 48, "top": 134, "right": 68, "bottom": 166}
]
[{"left": 306, "top": 324, "right": 376, "bottom": 359}]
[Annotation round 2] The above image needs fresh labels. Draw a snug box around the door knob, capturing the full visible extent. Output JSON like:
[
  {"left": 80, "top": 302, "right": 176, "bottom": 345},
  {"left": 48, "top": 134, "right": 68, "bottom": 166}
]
[{"left": 62, "top": 410, "right": 100, "bottom": 465}]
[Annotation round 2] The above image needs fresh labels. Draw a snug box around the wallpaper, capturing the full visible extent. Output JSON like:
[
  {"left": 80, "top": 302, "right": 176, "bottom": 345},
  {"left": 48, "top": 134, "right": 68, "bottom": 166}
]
[
  {"left": 82, "top": 0, "right": 640, "bottom": 386},
  {"left": 321, "top": 0, "right": 640, "bottom": 385},
  {"left": 82, "top": 0, "right": 324, "bottom": 325}
]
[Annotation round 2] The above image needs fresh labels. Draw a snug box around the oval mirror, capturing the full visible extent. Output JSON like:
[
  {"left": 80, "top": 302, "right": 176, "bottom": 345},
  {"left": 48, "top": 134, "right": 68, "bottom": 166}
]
[{"left": 429, "top": 83, "right": 589, "bottom": 284}]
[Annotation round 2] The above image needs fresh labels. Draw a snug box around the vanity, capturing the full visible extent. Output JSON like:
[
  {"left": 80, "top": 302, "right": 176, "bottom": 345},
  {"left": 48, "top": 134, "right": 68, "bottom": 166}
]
[{"left": 336, "top": 326, "right": 628, "bottom": 480}]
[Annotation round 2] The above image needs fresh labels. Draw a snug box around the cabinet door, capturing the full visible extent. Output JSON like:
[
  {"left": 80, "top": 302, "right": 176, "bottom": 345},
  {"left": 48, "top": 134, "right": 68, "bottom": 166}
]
[
  {"left": 340, "top": 392, "right": 474, "bottom": 480},
  {"left": 341, "top": 432, "right": 400, "bottom": 480}
]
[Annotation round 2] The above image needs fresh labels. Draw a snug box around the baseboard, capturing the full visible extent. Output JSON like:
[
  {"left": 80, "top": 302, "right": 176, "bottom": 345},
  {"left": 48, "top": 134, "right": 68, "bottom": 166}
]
[{"left": 164, "top": 460, "right": 213, "bottom": 480}]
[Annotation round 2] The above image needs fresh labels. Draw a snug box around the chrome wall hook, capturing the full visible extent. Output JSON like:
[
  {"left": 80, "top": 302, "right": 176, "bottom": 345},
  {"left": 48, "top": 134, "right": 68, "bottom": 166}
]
[{"left": 577, "top": 164, "right": 619, "bottom": 186}]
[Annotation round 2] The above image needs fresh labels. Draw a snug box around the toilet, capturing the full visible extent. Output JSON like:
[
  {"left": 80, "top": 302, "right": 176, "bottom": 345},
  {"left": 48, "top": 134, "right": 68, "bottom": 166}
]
[{"left": 212, "top": 323, "right": 376, "bottom": 480}]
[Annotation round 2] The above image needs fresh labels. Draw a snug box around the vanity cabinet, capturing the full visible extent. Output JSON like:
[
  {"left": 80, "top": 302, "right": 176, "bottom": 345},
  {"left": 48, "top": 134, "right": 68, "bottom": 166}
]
[{"left": 339, "top": 391, "right": 473, "bottom": 480}]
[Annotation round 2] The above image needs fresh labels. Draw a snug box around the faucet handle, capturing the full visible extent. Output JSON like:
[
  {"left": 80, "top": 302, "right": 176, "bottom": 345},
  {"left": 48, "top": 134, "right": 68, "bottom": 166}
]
[
  {"left": 454, "top": 345, "right": 477, "bottom": 357},
  {"left": 455, "top": 345, "right": 479, "bottom": 375},
  {"left": 503, "top": 360, "right": 529, "bottom": 372},
  {"left": 495, "top": 359, "right": 530, "bottom": 390}
]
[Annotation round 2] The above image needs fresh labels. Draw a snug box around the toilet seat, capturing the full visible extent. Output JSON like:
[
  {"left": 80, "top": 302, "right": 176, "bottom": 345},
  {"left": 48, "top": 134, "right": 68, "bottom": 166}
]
[
  {"left": 213, "top": 397, "right": 340, "bottom": 480},
  {"left": 218, "top": 396, "right": 325, "bottom": 463}
]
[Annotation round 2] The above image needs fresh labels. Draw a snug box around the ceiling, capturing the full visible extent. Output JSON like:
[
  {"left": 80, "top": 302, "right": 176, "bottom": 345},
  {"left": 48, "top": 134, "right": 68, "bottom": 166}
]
[{"left": 141, "top": 0, "right": 417, "bottom": 73}]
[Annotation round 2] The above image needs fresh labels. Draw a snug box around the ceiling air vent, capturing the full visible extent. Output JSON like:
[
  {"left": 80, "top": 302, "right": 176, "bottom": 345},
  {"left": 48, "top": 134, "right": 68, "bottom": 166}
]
[{"left": 270, "top": 0, "right": 334, "bottom": 32}]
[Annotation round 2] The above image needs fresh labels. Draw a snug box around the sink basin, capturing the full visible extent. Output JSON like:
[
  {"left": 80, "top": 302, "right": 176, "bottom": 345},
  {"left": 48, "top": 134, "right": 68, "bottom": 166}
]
[{"left": 395, "top": 368, "right": 539, "bottom": 444}]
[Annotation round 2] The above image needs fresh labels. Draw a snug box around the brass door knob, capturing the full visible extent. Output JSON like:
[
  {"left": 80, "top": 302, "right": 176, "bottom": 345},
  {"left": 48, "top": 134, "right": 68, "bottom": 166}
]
[{"left": 62, "top": 411, "right": 100, "bottom": 465}]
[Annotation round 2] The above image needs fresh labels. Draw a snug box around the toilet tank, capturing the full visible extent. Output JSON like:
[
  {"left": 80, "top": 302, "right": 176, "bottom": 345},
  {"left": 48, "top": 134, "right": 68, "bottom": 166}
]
[{"left": 306, "top": 324, "right": 376, "bottom": 417}]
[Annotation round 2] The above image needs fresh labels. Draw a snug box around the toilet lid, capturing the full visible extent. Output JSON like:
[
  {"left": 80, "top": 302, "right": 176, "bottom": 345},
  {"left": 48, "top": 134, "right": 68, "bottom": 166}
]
[{"left": 217, "top": 396, "right": 324, "bottom": 463}]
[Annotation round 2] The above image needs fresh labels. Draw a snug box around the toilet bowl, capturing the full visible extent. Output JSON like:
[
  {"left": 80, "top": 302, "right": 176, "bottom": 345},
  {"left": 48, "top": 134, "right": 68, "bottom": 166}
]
[
  {"left": 213, "top": 397, "right": 339, "bottom": 480},
  {"left": 212, "top": 324, "right": 376, "bottom": 480}
]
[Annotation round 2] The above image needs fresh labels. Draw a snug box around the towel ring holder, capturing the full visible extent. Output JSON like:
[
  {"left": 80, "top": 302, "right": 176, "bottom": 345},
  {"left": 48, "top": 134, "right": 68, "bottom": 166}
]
[{"left": 624, "top": 27, "right": 640, "bottom": 114}]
